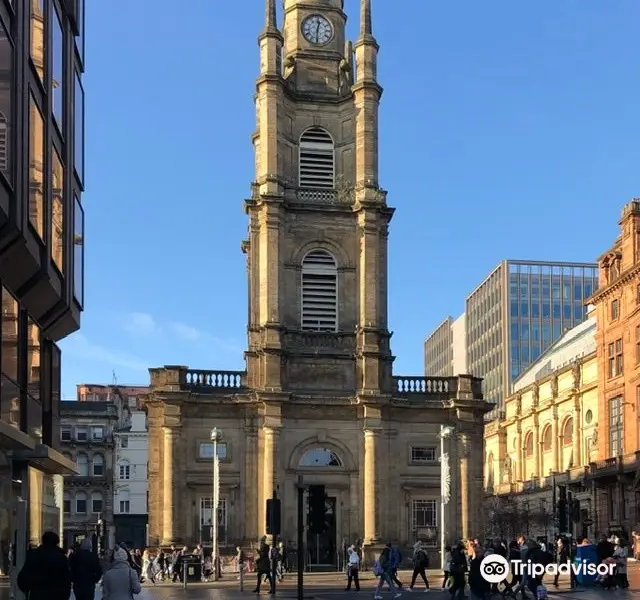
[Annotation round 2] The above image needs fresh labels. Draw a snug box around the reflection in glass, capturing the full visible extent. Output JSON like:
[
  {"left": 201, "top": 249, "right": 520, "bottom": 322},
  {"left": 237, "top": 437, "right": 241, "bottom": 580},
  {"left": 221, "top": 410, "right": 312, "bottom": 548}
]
[
  {"left": 50, "top": 344, "right": 61, "bottom": 444},
  {"left": 76, "top": 0, "right": 84, "bottom": 63},
  {"left": 1, "top": 287, "right": 18, "bottom": 382},
  {"left": 51, "top": 151, "right": 64, "bottom": 272},
  {"left": 52, "top": 8, "right": 63, "bottom": 127},
  {"left": 298, "top": 447, "right": 342, "bottom": 467},
  {"left": 73, "top": 197, "right": 84, "bottom": 306},
  {"left": 29, "top": 98, "right": 44, "bottom": 238},
  {"left": 30, "top": 0, "right": 45, "bottom": 83},
  {"left": 28, "top": 468, "right": 63, "bottom": 547},
  {"left": 27, "top": 319, "right": 41, "bottom": 402},
  {"left": 0, "top": 375, "right": 20, "bottom": 429},
  {"left": 74, "top": 74, "right": 84, "bottom": 182},
  {"left": 0, "top": 20, "right": 12, "bottom": 181}
]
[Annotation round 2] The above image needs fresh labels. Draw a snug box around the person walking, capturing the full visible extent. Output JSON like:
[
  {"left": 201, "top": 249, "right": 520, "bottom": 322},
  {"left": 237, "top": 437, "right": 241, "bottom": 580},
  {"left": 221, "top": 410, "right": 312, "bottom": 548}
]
[
  {"left": 252, "top": 537, "right": 273, "bottom": 594},
  {"left": 17, "top": 531, "right": 71, "bottom": 600},
  {"left": 373, "top": 543, "right": 401, "bottom": 600},
  {"left": 69, "top": 538, "right": 102, "bottom": 600},
  {"left": 345, "top": 545, "right": 360, "bottom": 591},
  {"left": 408, "top": 541, "right": 430, "bottom": 591},
  {"left": 101, "top": 547, "right": 142, "bottom": 599}
]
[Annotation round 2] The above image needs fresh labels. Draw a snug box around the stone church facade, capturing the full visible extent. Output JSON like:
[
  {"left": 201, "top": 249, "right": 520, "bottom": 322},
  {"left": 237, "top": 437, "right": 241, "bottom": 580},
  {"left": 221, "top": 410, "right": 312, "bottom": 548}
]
[{"left": 144, "top": 0, "right": 490, "bottom": 563}]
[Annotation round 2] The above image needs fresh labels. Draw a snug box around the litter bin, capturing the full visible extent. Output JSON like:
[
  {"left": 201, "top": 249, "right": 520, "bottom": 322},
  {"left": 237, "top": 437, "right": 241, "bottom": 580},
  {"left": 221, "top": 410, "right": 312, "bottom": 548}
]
[{"left": 184, "top": 557, "right": 202, "bottom": 582}]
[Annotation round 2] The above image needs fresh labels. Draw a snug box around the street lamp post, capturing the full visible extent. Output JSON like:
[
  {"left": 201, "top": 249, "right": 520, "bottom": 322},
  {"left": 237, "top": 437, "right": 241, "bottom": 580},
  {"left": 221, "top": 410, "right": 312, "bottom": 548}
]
[
  {"left": 439, "top": 425, "right": 454, "bottom": 570},
  {"left": 211, "top": 427, "right": 222, "bottom": 582}
]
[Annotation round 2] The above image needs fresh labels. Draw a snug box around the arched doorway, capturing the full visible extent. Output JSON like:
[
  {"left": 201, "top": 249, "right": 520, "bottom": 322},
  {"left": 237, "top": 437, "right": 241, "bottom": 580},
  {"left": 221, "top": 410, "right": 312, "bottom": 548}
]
[{"left": 298, "top": 447, "right": 342, "bottom": 569}]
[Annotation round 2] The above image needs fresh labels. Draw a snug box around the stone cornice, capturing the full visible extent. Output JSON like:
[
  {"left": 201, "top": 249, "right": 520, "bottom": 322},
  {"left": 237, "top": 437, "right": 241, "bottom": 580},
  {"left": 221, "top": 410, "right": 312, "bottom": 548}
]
[{"left": 589, "top": 262, "right": 640, "bottom": 304}]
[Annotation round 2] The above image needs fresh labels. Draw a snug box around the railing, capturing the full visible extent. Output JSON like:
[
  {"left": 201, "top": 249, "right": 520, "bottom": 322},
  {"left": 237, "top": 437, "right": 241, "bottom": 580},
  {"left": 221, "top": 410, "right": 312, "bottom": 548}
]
[
  {"left": 393, "top": 376, "right": 456, "bottom": 395},
  {"left": 183, "top": 370, "right": 246, "bottom": 392}
]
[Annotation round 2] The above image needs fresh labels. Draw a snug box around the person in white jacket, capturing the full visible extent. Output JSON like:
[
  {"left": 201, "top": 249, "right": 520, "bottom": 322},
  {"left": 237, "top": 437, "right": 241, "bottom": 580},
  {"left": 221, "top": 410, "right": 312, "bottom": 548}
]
[
  {"left": 345, "top": 545, "right": 360, "bottom": 591},
  {"left": 102, "top": 547, "right": 142, "bottom": 600}
]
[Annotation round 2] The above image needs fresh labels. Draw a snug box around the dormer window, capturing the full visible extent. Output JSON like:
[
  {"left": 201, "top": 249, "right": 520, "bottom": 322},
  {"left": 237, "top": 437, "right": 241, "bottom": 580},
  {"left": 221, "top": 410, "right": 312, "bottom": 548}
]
[{"left": 299, "top": 127, "right": 334, "bottom": 189}]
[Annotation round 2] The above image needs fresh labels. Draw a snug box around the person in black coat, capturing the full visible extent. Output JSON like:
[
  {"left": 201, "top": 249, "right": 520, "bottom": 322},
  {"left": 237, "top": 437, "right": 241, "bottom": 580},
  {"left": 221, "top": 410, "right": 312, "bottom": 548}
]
[
  {"left": 17, "top": 531, "right": 71, "bottom": 600},
  {"left": 69, "top": 538, "right": 102, "bottom": 600}
]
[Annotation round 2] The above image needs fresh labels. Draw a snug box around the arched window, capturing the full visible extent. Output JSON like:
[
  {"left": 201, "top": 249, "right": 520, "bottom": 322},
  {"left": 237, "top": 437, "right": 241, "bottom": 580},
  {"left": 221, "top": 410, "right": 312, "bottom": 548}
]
[
  {"left": 562, "top": 417, "right": 573, "bottom": 446},
  {"left": 542, "top": 425, "right": 553, "bottom": 452},
  {"left": 91, "top": 491, "right": 103, "bottom": 514},
  {"left": 118, "top": 489, "right": 130, "bottom": 513},
  {"left": 299, "top": 127, "right": 334, "bottom": 189},
  {"left": 119, "top": 460, "right": 130, "bottom": 480},
  {"left": 75, "top": 491, "right": 87, "bottom": 514},
  {"left": 63, "top": 492, "right": 71, "bottom": 514},
  {"left": 92, "top": 454, "right": 104, "bottom": 476},
  {"left": 299, "top": 447, "right": 343, "bottom": 467},
  {"left": 524, "top": 432, "right": 534, "bottom": 457},
  {"left": 76, "top": 453, "right": 88, "bottom": 476},
  {"left": 301, "top": 250, "right": 337, "bottom": 332}
]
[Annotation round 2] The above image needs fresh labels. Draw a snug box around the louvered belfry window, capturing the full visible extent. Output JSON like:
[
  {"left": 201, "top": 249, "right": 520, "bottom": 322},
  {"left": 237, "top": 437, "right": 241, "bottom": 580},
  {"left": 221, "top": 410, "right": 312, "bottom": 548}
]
[
  {"left": 301, "top": 250, "right": 338, "bottom": 332},
  {"left": 299, "top": 127, "right": 334, "bottom": 189}
]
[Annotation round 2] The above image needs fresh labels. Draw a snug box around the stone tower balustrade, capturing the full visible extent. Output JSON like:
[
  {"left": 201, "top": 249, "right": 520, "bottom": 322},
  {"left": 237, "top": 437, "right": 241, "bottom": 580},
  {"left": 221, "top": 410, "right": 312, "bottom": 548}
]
[{"left": 149, "top": 366, "right": 483, "bottom": 402}]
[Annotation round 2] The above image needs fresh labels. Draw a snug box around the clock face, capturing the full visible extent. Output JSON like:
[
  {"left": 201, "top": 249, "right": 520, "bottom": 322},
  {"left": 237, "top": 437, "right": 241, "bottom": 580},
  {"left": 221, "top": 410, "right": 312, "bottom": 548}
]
[{"left": 302, "top": 15, "right": 333, "bottom": 46}]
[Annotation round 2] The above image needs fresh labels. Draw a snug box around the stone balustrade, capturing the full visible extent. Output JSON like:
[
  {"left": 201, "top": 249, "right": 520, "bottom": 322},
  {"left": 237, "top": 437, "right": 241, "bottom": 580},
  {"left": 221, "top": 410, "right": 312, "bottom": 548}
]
[
  {"left": 183, "top": 370, "right": 246, "bottom": 392},
  {"left": 393, "top": 375, "right": 457, "bottom": 395}
]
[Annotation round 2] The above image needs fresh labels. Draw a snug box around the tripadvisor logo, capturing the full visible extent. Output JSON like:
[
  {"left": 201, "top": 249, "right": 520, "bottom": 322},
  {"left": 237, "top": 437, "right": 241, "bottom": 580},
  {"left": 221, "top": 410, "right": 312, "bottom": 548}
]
[{"left": 479, "top": 554, "right": 615, "bottom": 583}]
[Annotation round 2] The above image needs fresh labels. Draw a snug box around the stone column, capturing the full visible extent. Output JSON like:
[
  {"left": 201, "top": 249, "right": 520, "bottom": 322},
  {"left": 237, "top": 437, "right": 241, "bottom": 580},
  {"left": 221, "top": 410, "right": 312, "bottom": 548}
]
[
  {"left": 262, "top": 426, "right": 280, "bottom": 536},
  {"left": 244, "top": 426, "right": 259, "bottom": 542},
  {"left": 573, "top": 402, "right": 582, "bottom": 467},
  {"left": 551, "top": 410, "right": 559, "bottom": 473},
  {"left": 458, "top": 433, "right": 471, "bottom": 539},
  {"left": 363, "top": 429, "right": 379, "bottom": 543},
  {"left": 515, "top": 425, "right": 523, "bottom": 481},
  {"left": 162, "top": 427, "right": 178, "bottom": 544},
  {"left": 532, "top": 414, "right": 540, "bottom": 479}
]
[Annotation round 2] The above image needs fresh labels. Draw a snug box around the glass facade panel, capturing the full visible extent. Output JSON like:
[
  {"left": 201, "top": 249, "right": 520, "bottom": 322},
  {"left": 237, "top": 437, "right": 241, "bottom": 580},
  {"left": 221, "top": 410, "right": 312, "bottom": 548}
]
[
  {"left": 28, "top": 468, "right": 63, "bottom": 547},
  {"left": 1, "top": 287, "right": 18, "bottom": 383},
  {"left": 0, "top": 20, "right": 13, "bottom": 182},
  {"left": 29, "top": 98, "right": 45, "bottom": 238},
  {"left": 30, "top": 0, "right": 45, "bottom": 83},
  {"left": 51, "top": 150, "right": 64, "bottom": 273},
  {"left": 76, "top": 0, "right": 84, "bottom": 63},
  {"left": 74, "top": 74, "right": 84, "bottom": 183},
  {"left": 73, "top": 196, "right": 84, "bottom": 306},
  {"left": 52, "top": 7, "right": 63, "bottom": 128},
  {"left": 0, "top": 451, "right": 23, "bottom": 570},
  {"left": 26, "top": 319, "right": 42, "bottom": 444}
]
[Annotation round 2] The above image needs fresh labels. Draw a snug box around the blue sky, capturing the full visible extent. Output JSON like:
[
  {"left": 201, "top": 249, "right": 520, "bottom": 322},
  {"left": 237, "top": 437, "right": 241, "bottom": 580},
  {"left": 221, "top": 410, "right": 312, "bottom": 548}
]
[{"left": 59, "top": 0, "right": 640, "bottom": 399}]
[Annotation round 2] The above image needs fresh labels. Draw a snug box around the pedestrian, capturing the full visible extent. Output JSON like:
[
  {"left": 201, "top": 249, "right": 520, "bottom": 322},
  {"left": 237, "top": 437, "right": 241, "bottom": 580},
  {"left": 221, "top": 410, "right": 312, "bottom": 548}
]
[
  {"left": 373, "top": 543, "right": 401, "bottom": 600},
  {"left": 101, "top": 547, "right": 142, "bottom": 599},
  {"left": 252, "top": 537, "right": 272, "bottom": 593},
  {"left": 448, "top": 542, "right": 467, "bottom": 600},
  {"left": 409, "top": 541, "right": 430, "bottom": 591},
  {"left": 344, "top": 545, "right": 360, "bottom": 591},
  {"left": 17, "top": 531, "right": 71, "bottom": 600},
  {"left": 69, "top": 538, "right": 102, "bottom": 600}
]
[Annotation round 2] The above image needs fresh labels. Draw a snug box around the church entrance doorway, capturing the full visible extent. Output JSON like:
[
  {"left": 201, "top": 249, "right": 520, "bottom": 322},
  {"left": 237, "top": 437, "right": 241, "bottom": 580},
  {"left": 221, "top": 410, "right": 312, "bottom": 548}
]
[{"left": 307, "top": 495, "right": 337, "bottom": 570}]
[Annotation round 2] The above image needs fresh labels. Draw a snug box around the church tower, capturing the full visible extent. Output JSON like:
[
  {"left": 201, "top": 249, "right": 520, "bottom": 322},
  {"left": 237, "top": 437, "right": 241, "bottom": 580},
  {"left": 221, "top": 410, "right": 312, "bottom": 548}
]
[{"left": 244, "top": 0, "right": 394, "bottom": 399}]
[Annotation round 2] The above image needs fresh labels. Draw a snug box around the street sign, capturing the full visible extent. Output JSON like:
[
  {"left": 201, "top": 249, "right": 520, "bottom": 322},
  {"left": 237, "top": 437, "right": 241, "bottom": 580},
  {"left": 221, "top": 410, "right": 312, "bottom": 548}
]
[{"left": 583, "top": 519, "right": 593, "bottom": 527}]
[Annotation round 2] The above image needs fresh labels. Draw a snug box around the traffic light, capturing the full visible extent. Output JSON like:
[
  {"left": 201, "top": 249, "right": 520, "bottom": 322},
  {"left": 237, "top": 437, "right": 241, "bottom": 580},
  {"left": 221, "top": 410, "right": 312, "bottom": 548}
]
[
  {"left": 557, "top": 485, "right": 567, "bottom": 533},
  {"left": 308, "top": 485, "right": 326, "bottom": 534},
  {"left": 266, "top": 498, "right": 281, "bottom": 535}
]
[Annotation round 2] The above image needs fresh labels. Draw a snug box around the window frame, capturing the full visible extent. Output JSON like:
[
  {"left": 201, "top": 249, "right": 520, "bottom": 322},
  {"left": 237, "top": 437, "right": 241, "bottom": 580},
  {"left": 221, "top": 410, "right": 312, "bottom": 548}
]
[
  {"left": 75, "top": 491, "right": 87, "bottom": 514},
  {"left": 91, "top": 493, "right": 103, "bottom": 514},
  {"left": 92, "top": 454, "right": 104, "bottom": 477},
  {"left": 75, "top": 427, "right": 87, "bottom": 441},
  {"left": 298, "top": 126, "right": 335, "bottom": 189},
  {"left": 119, "top": 461, "right": 130, "bottom": 480},
  {"left": 60, "top": 428, "right": 72, "bottom": 442},
  {"left": 608, "top": 395, "right": 624, "bottom": 457},
  {"left": 300, "top": 249, "right": 338, "bottom": 332},
  {"left": 608, "top": 339, "right": 623, "bottom": 378},
  {"left": 610, "top": 298, "right": 620, "bottom": 321},
  {"left": 409, "top": 446, "right": 437, "bottom": 464}
]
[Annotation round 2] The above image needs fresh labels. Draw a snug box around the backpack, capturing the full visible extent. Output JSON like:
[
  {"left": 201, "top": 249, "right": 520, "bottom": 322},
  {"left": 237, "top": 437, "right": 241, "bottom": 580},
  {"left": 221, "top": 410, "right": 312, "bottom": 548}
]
[
  {"left": 373, "top": 560, "right": 383, "bottom": 576},
  {"left": 415, "top": 549, "right": 429, "bottom": 569}
]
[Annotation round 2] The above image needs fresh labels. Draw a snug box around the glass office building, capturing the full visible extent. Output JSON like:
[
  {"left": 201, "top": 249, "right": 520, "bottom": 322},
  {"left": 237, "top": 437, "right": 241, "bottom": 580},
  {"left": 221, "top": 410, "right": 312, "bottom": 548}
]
[
  {"left": 465, "top": 260, "right": 598, "bottom": 414},
  {"left": 0, "top": 0, "right": 85, "bottom": 577}
]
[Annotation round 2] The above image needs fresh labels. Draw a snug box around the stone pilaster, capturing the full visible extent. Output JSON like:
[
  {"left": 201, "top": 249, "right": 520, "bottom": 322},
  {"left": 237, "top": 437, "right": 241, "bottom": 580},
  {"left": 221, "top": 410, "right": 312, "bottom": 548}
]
[
  {"left": 572, "top": 399, "right": 582, "bottom": 467},
  {"left": 363, "top": 428, "right": 379, "bottom": 543},
  {"left": 458, "top": 433, "right": 471, "bottom": 539},
  {"left": 533, "top": 413, "right": 540, "bottom": 478},
  {"left": 551, "top": 408, "right": 559, "bottom": 473},
  {"left": 244, "top": 425, "right": 259, "bottom": 542},
  {"left": 162, "top": 427, "right": 179, "bottom": 544},
  {"left": 262, "top": 425, "right": 281, "bottom": 541},
  {"left": 515, "top": 423, "right": 523, "bottom": 481}
]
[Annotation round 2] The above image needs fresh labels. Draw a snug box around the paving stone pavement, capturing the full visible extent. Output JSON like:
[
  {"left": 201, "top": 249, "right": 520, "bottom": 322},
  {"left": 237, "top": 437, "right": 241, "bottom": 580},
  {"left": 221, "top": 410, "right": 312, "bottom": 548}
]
[{"left": 0, "top": 566, "right": 638, "bottom": 600}]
